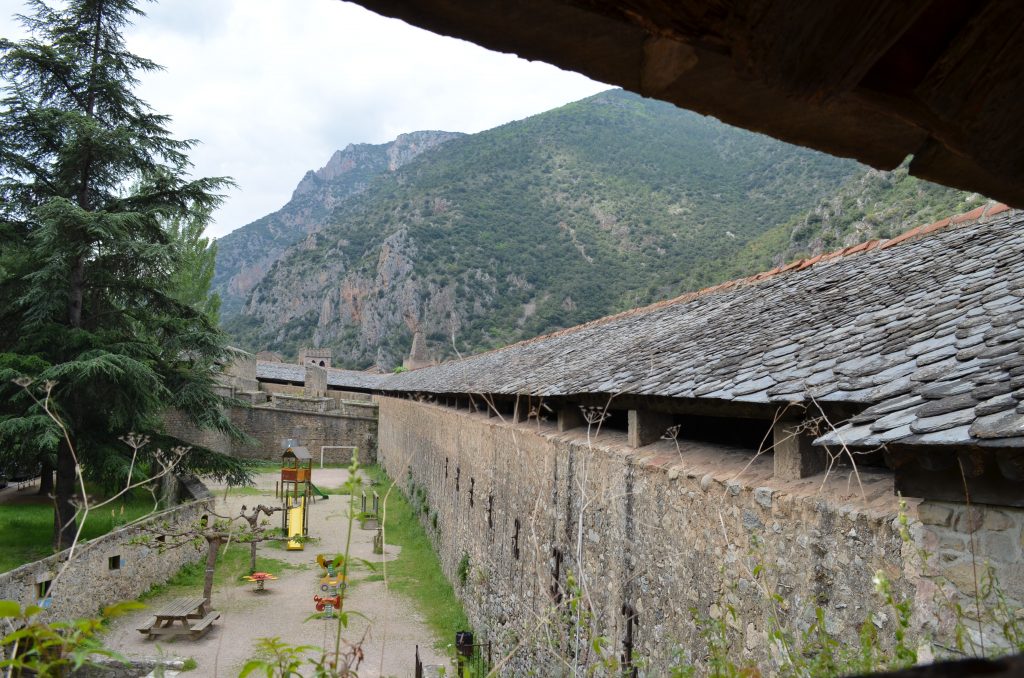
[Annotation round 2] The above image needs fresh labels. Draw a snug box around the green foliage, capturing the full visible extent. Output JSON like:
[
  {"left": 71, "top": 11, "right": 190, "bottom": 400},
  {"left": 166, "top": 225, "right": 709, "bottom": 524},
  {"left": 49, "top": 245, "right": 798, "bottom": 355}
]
[
  {"left": 457, "top": 552, "right": 470, "bottom": 587},
  {"left": 239, "top": 637, "right": 323, "bottom": 678},
  {"left": 0, "top": 0, "right": 249, "bottom": 547},
  {"left": 0, "top": 599, "right": 141, "bottom": 675},
  {"left": 698, "top": 571, "right": 916, "bottom": 678},
  {"left": 730, "top": 158, "right": 980, "bottom": 275},
  {"left": 164, "top": 207, "right": 222, "bottom": 324}
]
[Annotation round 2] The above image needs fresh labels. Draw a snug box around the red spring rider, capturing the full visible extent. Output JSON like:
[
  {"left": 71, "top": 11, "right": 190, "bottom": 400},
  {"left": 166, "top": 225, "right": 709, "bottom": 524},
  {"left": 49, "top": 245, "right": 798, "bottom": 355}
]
[{"left": 314, "top": 594, "right": 341, "bottom": 612}]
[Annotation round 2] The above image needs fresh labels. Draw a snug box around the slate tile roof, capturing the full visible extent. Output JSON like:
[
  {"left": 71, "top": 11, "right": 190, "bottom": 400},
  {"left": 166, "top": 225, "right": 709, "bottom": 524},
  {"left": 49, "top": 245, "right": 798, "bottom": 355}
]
[
  {"left": 381, "top": 202, "right": 1024, "bottom": 449},
  {"left": 255, "top": 361, "right": 388, "bottom": 391}
]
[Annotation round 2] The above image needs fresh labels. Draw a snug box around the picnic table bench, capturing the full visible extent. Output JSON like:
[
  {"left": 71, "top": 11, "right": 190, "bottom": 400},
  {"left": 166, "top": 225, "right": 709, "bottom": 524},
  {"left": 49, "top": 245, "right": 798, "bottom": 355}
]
[{"left": 137, "top": 596, "right": 220, "bottom": 640}]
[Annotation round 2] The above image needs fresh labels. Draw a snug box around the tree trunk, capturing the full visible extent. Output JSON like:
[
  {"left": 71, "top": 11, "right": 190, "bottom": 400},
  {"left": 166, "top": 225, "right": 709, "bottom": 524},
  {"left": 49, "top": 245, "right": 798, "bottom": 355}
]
[
  {"left": 203, "top": 536, "right": 222, "bottom": 604},
  {"left": 160, "top": 472, "right": 179, "bottom": 508},
  {"left": 250, "top": 540, "right": 258, "bottom": 574},
  {"left": 37, "top": 459, "right": 54, "bottom": 496},
  {"left": 67, "top": 254, "right": 86, "bottom": 328},
  {"left": 52, "top": 440, "right": 78, "bottom": 551}
]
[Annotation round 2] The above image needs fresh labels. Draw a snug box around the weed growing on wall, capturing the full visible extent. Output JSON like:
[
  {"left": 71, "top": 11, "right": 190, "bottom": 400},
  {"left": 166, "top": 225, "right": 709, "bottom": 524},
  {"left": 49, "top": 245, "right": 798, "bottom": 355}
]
[{"left": 890, "top": 496, "right": 1024, "bottom": 660}]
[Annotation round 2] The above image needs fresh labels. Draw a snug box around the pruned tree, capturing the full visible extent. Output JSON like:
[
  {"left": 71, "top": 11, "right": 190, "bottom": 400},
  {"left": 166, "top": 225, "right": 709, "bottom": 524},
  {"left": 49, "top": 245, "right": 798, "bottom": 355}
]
[
  {"left": 0, "top": 0, "right": 250, "bottom": 549},
  {"left": 138, "top": 504, "right": 287, "bottom": 604},
  {"left": 237, "top": 503, "right": 283, "bottom": 573}
]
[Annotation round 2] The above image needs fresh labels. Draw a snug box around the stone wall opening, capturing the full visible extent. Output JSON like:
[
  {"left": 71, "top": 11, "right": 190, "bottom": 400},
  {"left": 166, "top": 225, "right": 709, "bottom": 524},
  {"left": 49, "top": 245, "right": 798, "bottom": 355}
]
[
  {"left": 597, "top": 408, "right": 629, "bottom": 434},
  {"left": 670, "top": 413, "right": 773, "bottom": 450}
]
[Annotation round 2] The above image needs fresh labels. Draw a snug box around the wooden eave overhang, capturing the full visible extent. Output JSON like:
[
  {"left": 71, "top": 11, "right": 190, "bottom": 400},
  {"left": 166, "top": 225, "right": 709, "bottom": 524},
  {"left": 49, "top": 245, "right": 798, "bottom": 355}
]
[{"left": 351, "top": 0, "right": 1024, "bottom": 207}]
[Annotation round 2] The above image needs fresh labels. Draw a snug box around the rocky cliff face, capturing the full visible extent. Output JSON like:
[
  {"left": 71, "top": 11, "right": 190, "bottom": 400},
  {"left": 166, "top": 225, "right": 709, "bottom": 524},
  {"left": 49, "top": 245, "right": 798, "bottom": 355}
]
[
  {"left": 227, "top": 90, "right": 862, "bottom": 369},
  {"left": 213, "top": 130, "right": 462, "bottom": 315}
]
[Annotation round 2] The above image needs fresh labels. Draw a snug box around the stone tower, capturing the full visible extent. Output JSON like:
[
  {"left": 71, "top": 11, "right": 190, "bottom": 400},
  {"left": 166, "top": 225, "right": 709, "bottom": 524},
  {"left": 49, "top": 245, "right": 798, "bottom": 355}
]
[{"left": 299, "top": 347, "right": 332, "bottom": 368}]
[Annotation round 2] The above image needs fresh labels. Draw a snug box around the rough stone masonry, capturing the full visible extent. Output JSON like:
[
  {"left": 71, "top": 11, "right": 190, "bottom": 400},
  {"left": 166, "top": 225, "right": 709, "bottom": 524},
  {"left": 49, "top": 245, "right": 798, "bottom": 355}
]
[{"left": 378, "top": 396, "right": 1024, "bottom": 675}]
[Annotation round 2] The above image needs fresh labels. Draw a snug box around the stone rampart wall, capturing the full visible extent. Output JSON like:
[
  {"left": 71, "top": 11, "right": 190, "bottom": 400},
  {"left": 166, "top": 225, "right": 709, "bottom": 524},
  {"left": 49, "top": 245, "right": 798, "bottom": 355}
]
[
  {"left": 166, "top": 404, "right": 377, "bottom": 465},
  {"left": 337, "top": 400, "right": 378, "bottom": 419},
  {"left": 270, "top": 393, "right": 332, "bottom": 413},
  {"left": 231, "top": 406, "right": 376, "bottom": 465},
  {"left": 0, "top": 499, "right": 210, "bottom": 623},
  {"left": 163, "top": 408, "right": 233, "bottom": 456},
  {"left": 376, "top": 396, "right": 1024, "bottom": 675},
  {"left": 259, "top": 382, "right": 375, "bottom": 409},
  {"left": 332, "top": 390, "right": 373, "bottom": 403}
]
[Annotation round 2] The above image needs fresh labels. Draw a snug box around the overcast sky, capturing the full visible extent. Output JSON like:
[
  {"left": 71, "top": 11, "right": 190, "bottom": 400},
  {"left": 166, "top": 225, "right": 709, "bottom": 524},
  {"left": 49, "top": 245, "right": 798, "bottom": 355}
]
[{"left": 0, "top": 0, "right": 610, "bottom": 238}]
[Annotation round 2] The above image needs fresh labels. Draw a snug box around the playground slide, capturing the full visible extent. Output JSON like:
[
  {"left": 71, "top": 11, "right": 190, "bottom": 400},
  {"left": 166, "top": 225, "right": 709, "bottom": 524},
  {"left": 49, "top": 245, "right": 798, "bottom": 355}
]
[
  {"left": 310, "top": 483, "right": 330, "bottom": 501},
  {"left": 286, "top": 498, "right": 305, "bottom": 551}
]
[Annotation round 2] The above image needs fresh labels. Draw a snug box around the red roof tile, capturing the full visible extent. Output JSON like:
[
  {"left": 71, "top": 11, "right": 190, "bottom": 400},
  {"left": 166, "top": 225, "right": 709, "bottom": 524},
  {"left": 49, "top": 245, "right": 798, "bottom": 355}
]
[{"left": 950, "top": 206, "right": 985, "bottom": 224}]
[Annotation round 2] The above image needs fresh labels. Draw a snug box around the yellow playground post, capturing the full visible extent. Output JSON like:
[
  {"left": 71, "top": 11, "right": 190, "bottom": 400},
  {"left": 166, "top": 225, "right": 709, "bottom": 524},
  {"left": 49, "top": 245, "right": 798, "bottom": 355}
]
[{"left": 287, "top": 497, "right": 306, "bottom": 551}]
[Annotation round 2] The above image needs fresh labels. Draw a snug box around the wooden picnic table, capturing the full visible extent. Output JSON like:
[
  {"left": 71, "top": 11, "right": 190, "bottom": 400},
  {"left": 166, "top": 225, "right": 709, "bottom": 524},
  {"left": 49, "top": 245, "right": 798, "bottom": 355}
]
[{"left": 137, "top": 596, "right": 220, "bottom": 640}]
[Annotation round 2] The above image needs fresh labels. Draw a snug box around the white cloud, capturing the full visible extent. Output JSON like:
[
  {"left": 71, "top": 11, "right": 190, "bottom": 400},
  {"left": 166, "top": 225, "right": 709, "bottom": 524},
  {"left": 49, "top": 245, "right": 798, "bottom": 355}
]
[{"left": 0, "top": 0, "right": 609, "bottom": 237}]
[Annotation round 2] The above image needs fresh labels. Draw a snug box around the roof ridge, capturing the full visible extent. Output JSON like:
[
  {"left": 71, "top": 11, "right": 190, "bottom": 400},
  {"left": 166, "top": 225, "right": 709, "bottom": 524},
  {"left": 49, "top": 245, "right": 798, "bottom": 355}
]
[{"left": 417, "top": 201, "right": 1012, "bottom": 369}]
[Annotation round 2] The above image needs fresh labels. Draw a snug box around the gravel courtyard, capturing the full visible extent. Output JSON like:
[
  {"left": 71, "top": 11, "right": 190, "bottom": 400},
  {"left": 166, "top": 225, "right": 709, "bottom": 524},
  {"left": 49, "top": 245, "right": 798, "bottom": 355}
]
[{"left": 102, "top": 468, "right": 448, "bottom": 677}]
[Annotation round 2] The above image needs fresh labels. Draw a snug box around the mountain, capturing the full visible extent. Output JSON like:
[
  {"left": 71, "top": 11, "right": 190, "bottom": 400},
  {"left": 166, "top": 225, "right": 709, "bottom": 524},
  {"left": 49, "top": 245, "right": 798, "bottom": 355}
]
[
  {"left": 223, "top": 89, "right": 864, "bottom": 368},
  {"left": 213, "top": 130, "right": 463, "bottom": 315},
  {"left": 726, "top": 159, "right": 980, "bottom": 278}
]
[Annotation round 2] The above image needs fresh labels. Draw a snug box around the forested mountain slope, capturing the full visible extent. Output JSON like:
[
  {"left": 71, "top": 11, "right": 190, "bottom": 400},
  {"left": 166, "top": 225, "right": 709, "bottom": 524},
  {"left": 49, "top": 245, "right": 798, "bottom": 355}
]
[
  {"left": 224, "top": 89, "right": 863, "bottom": 369},
  {"left": 726, "top": 159, "right": 980, "bottom": 279},
  {"left": 213, "top": 130, "right": 463, "bottom": 315}
]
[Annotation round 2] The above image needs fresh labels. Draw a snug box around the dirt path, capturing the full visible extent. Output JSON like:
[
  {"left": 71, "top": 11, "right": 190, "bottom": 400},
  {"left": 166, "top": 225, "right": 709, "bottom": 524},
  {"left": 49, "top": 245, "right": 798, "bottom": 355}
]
[{"left": 102, "top": 469, "right": 448, "bottom": 677}]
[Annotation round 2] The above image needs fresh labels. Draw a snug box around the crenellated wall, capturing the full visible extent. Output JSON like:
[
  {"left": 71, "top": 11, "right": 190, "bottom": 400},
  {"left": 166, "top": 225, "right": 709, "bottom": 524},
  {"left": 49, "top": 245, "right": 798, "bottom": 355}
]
[{"left": 376, "top": 396, "right": 1024, "bottom": 674}]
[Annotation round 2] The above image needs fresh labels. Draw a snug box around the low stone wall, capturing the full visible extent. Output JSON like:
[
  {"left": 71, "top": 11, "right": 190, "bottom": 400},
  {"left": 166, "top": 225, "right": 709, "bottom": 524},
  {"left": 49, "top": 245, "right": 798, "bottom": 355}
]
[
  {"left": 376, "top": 396, "right": 1024, "bottom": 675},
  {"left": 337, "top": 400, "right": 378, "bottom": 420},
  {"left": 0, "top": 498, "right": 210, "bottom": 623},
  {"left": 333, "top": 389, "right": 373, "bottom": 403},
  {"left": 270, "top": 392, "right": 332, "bottom": 413}
]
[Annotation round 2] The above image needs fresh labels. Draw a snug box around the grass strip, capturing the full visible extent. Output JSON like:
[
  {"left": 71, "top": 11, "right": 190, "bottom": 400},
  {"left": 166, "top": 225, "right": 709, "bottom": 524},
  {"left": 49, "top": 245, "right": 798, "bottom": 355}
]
[
  {"left": 140, "top": 542, "right": 304, "bottom": 601},
  {"left": 363, "top": 464, "right": 470, "bottom": 646}
]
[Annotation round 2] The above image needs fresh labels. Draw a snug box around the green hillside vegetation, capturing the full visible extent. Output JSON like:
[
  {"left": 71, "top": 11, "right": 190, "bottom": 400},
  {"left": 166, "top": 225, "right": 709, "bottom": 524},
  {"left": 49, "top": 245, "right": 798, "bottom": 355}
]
[
  {"left": 728, "top": 159, "right": 980, "bottom": 277},
  {"left": 227, "top": 90, "right": 863, "bottom": 367}
]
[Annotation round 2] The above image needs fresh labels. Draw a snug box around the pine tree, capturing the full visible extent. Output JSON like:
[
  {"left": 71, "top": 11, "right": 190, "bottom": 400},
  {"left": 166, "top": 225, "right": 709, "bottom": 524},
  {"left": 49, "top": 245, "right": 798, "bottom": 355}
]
[{"left": 0, "top": 0, "right": 249, "bottom": 549}]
